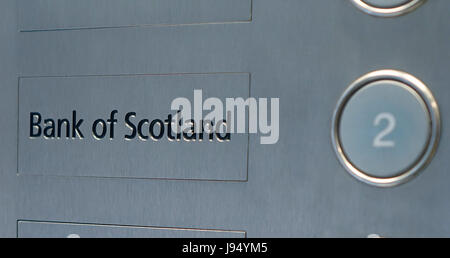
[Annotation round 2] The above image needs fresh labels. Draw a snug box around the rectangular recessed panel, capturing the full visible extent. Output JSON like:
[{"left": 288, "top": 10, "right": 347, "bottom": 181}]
[
  {"left": 18, "top": 221, "right": 246, "bottom": 238},
  {"left": 18, "top": 0, "right": 252, "bottom": 31},
  {"left": 18, "top": 73, "right": 249, "bottom": 181}
]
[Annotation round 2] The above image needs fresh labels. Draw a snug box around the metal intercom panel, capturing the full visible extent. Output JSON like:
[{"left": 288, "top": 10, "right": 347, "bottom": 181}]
[{"left": 2, "top": 0, "right": 450, "bottom": 238}]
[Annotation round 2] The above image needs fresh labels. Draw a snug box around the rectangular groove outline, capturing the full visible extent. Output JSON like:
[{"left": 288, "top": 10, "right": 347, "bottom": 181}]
[
  {"left": 17, "top": 72, "right": 251, "bottom": 183},
  {"left": 18, "top": 0, "right": 253, "bottom": 32},
  {"left": 17, "top": 220, "right": 247, "bottom": 238}
]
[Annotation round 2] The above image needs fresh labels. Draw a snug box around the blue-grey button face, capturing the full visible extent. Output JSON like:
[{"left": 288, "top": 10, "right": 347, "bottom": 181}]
[
  {"left": 339, "top": 80, "right": 430, "bottom": 178},
  {"left": 363, "top": 0, "right": 412, "bottom": 8},
  {"left": 351, "top": 0, "right": 425, "bottom": 17}
]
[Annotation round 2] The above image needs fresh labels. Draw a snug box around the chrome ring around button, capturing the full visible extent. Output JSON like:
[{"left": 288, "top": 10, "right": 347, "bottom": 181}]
[
  {"left": 350, "top": 0, "right": 426, "bottom": 17},
  {"left": 331, "top": 70, "right": 440, "bottom": 187}
]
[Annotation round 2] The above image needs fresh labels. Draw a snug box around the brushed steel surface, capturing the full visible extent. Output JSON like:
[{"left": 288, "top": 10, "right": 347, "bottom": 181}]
[{"left": 0, "top": 0, "right": 449, "bottom": 237}]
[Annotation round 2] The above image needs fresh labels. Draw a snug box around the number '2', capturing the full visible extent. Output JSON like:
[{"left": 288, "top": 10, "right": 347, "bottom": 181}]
[{"left": 373, "top": 112, "right": 396, "bottom": 148}]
